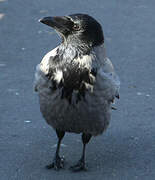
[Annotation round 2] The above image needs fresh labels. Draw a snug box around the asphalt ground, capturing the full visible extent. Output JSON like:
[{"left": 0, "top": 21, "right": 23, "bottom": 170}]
[{"left": 0, "top": 0, "right": 155, "bottom": 179}]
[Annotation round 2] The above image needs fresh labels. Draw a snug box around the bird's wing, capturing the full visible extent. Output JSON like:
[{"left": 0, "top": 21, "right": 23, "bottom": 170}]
[
  {"left": 34, "top": 46, "right": 59, "bottom": 92},
  {"left": 97, "top": 57, "right": 120, "bottom": 102}
]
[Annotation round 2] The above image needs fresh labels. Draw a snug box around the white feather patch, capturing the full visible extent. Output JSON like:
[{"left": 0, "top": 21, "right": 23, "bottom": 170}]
[
  {"left": 40, "top": 46, "right": 58, "bottom": 74},
  {"left": 53, "top": 70, "right": 63, "bottom": 83},
  {"left": 76, "top": 55, "right": 93, "bottom": 68}
]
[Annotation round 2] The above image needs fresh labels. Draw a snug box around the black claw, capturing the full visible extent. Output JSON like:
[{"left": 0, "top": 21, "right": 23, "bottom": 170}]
[
  {"left": 46, "top": 163, "right": 54, "bottom": 169},
  {"left": 46, "top": 156, "right": 65, "bottom": 170},
  {"left": 70, "top": 160, "right": 87, "bottom": 172}
]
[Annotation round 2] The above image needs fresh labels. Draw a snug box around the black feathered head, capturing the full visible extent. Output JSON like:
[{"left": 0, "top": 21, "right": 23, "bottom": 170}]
[{"left": 39, "top": 14, "right": 104, "bottom": 47}]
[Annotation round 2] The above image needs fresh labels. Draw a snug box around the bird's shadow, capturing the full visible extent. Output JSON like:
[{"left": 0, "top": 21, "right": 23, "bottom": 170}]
[
  {"left": 49, "top": 131, "right": 143, "bottom": 173},
  {"left": 23, "top": 128, "right": 151, "bottom": 178},
  {"left": 85, "top": 131, "right": 150, "bottom": 175}
]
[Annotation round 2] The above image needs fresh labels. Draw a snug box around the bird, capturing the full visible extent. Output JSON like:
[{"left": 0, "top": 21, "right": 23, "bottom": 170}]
[{"left": 34, "top": 13, "right": 120, "bottom": 171}]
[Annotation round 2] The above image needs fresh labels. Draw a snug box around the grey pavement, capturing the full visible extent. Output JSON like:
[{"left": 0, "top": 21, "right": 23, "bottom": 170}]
[{"left": 0, "top": 0, "right": 155, "bottom": 179}]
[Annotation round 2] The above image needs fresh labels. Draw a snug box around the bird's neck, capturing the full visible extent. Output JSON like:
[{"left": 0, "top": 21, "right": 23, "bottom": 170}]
[{"left": 59, "top": 40, "right": 92, "bottom": 60}]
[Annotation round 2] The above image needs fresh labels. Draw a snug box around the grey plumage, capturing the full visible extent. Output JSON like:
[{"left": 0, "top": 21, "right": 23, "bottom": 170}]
[{"left": 34, "top": 14, "right": 120, "bottom": 171}]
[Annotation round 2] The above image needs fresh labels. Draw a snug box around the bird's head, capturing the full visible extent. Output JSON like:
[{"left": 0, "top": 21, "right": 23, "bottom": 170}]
[{"left": 39, "top": 14, "right": 104, "bottom": 47}]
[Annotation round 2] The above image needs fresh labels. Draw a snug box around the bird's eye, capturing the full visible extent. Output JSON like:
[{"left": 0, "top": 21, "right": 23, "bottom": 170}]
[{"left": 73, "top": 24, "right": 80, "bottom": 31}]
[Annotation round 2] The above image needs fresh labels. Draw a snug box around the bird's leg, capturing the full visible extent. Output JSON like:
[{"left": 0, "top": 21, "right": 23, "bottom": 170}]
[
  {"left": 70, "top": 133, "right": 92, "bottom": 172},
  {"left": 46, "top": 130, "right": 65, "bottom": 170}
]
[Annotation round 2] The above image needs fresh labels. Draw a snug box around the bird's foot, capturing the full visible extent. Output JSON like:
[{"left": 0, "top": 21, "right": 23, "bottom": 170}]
[
  {"left": 46, "top": 156, "right": 65, "bottom": 170},
  {"left": 70, "top": 159, "right": 87, "bottom": 172}
]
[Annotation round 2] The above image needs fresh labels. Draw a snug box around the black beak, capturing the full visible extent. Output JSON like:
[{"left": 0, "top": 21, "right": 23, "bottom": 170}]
[{"left": 39, "top": 16, "right": 73, "bottom": 34}]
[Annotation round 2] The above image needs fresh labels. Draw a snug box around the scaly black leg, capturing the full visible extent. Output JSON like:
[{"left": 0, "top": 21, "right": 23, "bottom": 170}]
[
  {"left": 46, "top": 130, "right": 65, "bottom": 170},
  {"left": 70, "top": 133, "right": 92, "bottom": 172}
]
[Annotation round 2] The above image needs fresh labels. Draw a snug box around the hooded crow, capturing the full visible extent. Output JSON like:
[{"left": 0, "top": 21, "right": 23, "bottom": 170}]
[{"left": 34, "top": 14, "right": 120, "bottom": 171}]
